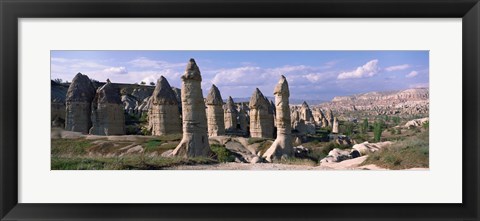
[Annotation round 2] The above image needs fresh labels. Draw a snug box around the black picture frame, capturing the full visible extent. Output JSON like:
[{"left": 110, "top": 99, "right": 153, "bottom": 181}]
[{"left": 1, "top": 0, "right": 479, "bottom": 220}]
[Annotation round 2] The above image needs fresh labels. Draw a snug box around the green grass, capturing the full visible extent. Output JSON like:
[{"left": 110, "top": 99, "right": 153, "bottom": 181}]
[
  {"left": 51, "top": 139, "right": 92, "bottom": 156},
  {"left": 143, "top": 139, "right": 163, "bottom": 152},
  {"left": 361, "top": 131, "right": 429, "bottom": 169},
  {"left": 256, "top": 140, "right": 274, "bottom": 156},
  {"left": 155, "top": 133, "right": 182, "bottom": 142},
  {"left": 51, "top": 156, "right": 216, "bottom": 170},
  {"left": 210, "top": 144, "right": 236, "bottom": 163},
  {"left": 247, "top": 137, "right": 269, "bottom": 144}
]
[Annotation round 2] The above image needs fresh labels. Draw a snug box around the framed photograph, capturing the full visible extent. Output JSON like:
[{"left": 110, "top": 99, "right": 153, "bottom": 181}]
[{"left": 1, "top": 0, "right": 479, "bottom": 220}]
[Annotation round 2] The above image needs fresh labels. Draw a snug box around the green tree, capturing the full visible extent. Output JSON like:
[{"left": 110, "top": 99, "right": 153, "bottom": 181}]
[
  {"left": 392, "top": 116, "right": 401, "bottom": 125},
  {"left": 149, "top": 82, "right": 155, "bottom": 86},
  {"left": 361, "top": 118, "right": 369, "bottom": 134},
  {"left": 140, "top": 81, "right": 146, "bottom": 85},
  {"left": 342, "top": 121, "right": 355, "bottom": 136},
  {"left": 373, "top": 120, "right": 384, "bottom": 142},
  {"left": 384, "top": 115, "right": 390, "bottom": 122}
]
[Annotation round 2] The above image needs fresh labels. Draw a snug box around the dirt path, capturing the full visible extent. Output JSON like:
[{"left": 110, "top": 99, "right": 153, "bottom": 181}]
[
  {"left": 166, "top": 156, "right": 428, "bottom": 170},
  {"left": 168, "top": 156, "right": 375, "bottom": 170}
]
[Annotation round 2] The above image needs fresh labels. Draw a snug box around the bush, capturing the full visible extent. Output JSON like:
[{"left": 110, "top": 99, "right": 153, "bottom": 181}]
[
  {"left": 361, "top": 118, "right": 369, "bottom": 134},
  {"left": 422, "top": 121, "right": 429, "bottom": 130},
  {"left": 341, "top": 121, "right": 355, "bottom": 136},
  {"left": 210, "top": 144, "right": 236, "bottom": 163}
]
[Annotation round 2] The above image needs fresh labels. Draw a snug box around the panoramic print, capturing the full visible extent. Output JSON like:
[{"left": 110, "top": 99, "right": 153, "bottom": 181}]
[{"left": 51, "top": 51, "right": 429, "bottom": 170}]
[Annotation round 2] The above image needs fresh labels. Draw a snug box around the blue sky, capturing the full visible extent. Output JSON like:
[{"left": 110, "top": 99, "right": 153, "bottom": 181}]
[{"left": 51, "top": 51, "right": 429, "bottom": 101}]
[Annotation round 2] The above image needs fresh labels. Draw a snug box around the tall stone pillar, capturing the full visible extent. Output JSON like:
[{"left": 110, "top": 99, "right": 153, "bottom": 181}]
[
  {"left": 65, "top": 73, "right": 96, "bottom": 134},
  {"left": 249, "top": 88, "right": 274, "bottom": 138},
  {"left": 149, "top": 76, "right": 181, "bottom": 136},
  {"left": 206, "top": 84, "right": 225, "bottom": 137},
  {"left": 263, "top": 76, "right": 294, "bottom": 162},
  {"left": 238, "top": 104, "right": 248, "bottom": 134},
  {"left": 332, "top": 117, "right": 339, "bottom": 134},
  {"left": 172, "top": 59, "right": 211, "bottom": 157},
  {"left": 89, "top": 80, "right": 125, "bottom": 135},
  {"left": 300, "top": 101, "right": 314, "bottom": 122},
  {"left": 224, "top": 96, "right": 238, "bottom": 132}
]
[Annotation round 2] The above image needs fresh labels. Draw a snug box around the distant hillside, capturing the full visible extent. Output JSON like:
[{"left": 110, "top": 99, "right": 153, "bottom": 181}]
[
  {"left": 227, "top": 96, "right": 326, "bottom": 105},
  {"left": 317, "top": 88, "right": 429, "bottom": 116}
]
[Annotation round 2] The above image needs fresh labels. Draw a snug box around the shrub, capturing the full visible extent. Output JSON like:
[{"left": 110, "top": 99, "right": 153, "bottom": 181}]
[
  {"left": 373, "top": 120, "right": 384, "bottom": 142},
  {"left": 361, "top": 118, "right": 369, "bottom": 134},
  {"left": 210, "top": 144, "right": 236, "bottom": 163},
  {"left": 422, "top": 121, "right": 429, "bottom": 130}
]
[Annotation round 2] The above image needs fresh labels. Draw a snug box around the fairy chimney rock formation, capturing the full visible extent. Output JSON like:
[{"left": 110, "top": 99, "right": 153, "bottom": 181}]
[
  {"left": 300, "top": 101, "right": 314, "bottom": 122},
  {"left": 249, "top": 88, "right": 274, "bottom": 138},
  {"left": 326, "top": 109, "right": 334, "bottom": 126},
  {"left": 238, "top": 104, "right": 248, "bottom": 134},
  {"left": 171, "top": 59, "right": 211, "bottom": 157},
  {"left": 263, "top": 76, "right": 294, "bottom": 161},
  {"left": 149, "top": 76, "right": 182, "bottom": 136},
  {"left": 332, "top": 117, "right": 339, "bottom": 134},
  {"left": 205, "top": 84, "right": 225, "bottom": 136},
  {"left": 89, "top": 80, "right": 125, "bottom": 135},
  {"left": 224, "top": 96, "right": 239, "bottom": 133},
  {"left": 65, "top": 73, "right": 96, "bottom": 134}
]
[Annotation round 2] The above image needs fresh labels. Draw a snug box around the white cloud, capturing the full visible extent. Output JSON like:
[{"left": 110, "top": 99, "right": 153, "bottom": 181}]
[
  {"left": 406, "top": 71, "right": 418, "bottom": 78},
  {"left": 385, "top": 64, "right": 410, "bottom": 72},
  {"left": 102, "top": 66, "right": 128, "bottom": 75},
  {"left": 128, "top": 57, "right": 184, "bottom": 69},
  {"left": 211, "top": 66, "right": 266, "bottom": 86},
  {"left": 337, "top": 59, "right": 380, "bottom": 80}
]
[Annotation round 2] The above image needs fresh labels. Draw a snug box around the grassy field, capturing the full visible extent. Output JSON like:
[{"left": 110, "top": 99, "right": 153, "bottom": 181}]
[
  {"left": 51, "top": 118, "right": 429, "bottom": 170},
  {"left": 50, "top": 133, "right": 210, "bottom": 170},
  {"left": 361, "top": 130, "right": 429, "bottom": 169}
]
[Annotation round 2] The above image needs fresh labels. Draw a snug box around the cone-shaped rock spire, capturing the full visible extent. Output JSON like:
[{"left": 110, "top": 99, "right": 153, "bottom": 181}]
[
  {"left": 149, "top": 76, "right": 182, "bottom": 136},
  {"left": 300, "top": 101, "right": 314, "bottom": 122},
  {"left": 152, "top": 76, "right": 179, "bottom": 105},
  {"left": 224, "top": 96, "right": 238, "bottom": 132},
  {"left": 206, "top": 84, "right": 225, "bottom": 136},
  {"left": 65, "top": 73, "right": 96, "bottom": 133},
  {"left": 89, "top": 80, "right": 125, "bottom": 135},
  {"left": 205, "top": 84, "right": 223, "bottom": 105},
  {"left": 249, "top": 88, "right": 274, "bottom": 138}
]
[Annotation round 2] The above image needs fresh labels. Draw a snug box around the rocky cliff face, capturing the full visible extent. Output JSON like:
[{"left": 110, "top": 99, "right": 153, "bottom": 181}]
[{"left": 318, "top": 88, "right": 429, "bottom": 116}]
